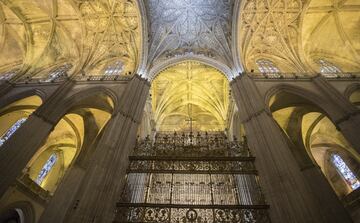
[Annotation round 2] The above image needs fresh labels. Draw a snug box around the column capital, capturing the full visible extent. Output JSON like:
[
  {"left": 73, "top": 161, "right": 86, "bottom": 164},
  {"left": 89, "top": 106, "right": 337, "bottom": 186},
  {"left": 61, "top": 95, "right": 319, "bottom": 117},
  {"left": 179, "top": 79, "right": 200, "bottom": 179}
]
[
  {"left": 132, "top": 73, "right": 151, "bottom": 86},
  {"left": 31, "top": 111, "right": 58, "bottom": 128},
  {"left": 230, "top": 73, "right": 270, "bottom": 124},
  {"left": 115, "top": 76, "right": 150, "bottom": 123},
  {"left": 334, "top": 110, "right": 360, "bottom": 127},
  {"left": 312, "top": 75, "right": 358, "bottom": 114}
]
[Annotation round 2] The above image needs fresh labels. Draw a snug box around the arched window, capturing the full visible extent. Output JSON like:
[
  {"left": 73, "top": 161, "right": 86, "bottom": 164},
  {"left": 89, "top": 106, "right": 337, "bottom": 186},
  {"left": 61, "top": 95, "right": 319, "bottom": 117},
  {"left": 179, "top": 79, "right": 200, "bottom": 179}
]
[
  {"left": 331, "top": 153, "right": 360, "bottom": 190},
  {"left": 45, "top": 64, "right": 72, "bottom": 82},
  {"left": 256, "top": 59, "right": 280, "bottom": 78},
  {"left": 0, "top": 118, "right": 27, "bottom": 147},
  {"left": 318, "top": 59, "right": 342, "bottom": 78},
  {"left": 35, "top": 153, "right": 57, "bottom": 185},
  {"left": 0, "top": 70, "right": 17, "bottom": 81},
  {"left": 104, "top": 61, "right": 124, "bottom": 75}
]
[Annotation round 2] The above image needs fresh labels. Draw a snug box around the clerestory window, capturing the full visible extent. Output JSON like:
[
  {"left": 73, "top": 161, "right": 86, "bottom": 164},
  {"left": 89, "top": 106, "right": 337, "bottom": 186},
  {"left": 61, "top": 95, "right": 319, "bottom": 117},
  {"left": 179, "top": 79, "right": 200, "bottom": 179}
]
[
  {"left": 104, "top": 61, "right": 124, "bottom": 75},
  {"left": 45, "top": 64, "right": 72, "bottom": 82},
  {"left": 256, "top": 59, "right": 281, "bottom": 78},
  {"left": 318, "top": 59, "right": 342, "bottom": 78},
  {"left": 0, "top": 118, "right": 27, "bottom": 147}
]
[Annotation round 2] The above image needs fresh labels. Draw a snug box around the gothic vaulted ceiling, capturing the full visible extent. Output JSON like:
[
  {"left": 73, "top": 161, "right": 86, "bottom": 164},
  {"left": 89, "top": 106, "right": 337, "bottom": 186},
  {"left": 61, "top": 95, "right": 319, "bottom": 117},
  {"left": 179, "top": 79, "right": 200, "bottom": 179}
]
[
  {"left": 237, "top": 0, "right": 360, "bottom": 72},
  {"left": 0, "top": 0, "right": 142, "bottom": 77},
  {"left": 151, "top": 61, "right": 229, "bottom": 132},
  {"left": 145, "top": 0, "right": 235, "bottom": 70},
  {"left": 301, "top": 0, "right": 360, "bottom": 72},
  {"left": 0, "top": 0, "right": 359, "bottom": 77},
  {"left": 238, "top": 0, "right": 306, "bottom": 72}
]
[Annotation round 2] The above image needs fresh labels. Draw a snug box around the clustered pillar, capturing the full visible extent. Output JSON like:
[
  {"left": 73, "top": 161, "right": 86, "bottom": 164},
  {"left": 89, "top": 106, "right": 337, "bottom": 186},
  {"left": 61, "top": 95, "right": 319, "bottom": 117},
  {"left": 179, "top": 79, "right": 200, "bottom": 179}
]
[
  {"left": 230, "top": 74, "right": 353, "bottom": 223},
  {"left": 60, "top": 75, "right": 149, "bottom": 223}
]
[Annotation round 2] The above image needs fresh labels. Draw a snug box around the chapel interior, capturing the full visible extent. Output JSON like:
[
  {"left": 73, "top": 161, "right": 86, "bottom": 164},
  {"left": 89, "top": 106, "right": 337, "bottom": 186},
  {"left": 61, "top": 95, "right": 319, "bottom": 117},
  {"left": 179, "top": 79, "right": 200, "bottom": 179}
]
[{"left": 0, "top": 0, "right": 359, "bottom": 223}]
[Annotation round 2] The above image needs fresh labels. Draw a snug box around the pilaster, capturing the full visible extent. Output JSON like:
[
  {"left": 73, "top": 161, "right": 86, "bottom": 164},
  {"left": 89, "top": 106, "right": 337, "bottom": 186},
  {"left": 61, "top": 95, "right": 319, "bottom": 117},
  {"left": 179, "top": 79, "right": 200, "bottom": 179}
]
[{"left": 230, "top": 74, "right": 352, "bottom": 223}]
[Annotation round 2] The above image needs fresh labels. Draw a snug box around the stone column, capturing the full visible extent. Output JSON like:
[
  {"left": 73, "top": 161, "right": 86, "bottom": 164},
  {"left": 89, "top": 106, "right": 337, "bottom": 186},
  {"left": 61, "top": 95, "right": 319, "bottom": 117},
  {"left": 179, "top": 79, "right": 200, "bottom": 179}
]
[
  {"left": 282, "top": 107, "right": 349, "bottom": 221},
  {"left": 231, "top": 74, "right": 352, "bottom": 223},
  {"left": 38, "top": 112, "right": 103, "bottom": 223},
  {"left": 312, "top": 75, "right": 360, "bottom": 153},
  {"left": 0, "top": 80, "right": 74, "bottom": 197},
  {"left": 38, "top": 164, "right": 86, "bottom": 222},
  {"left": 63, "top": 75, "right": 150, "bottom": 223},
  {"left": 0, "top": 81, "right": 14, "bottom": 98}
]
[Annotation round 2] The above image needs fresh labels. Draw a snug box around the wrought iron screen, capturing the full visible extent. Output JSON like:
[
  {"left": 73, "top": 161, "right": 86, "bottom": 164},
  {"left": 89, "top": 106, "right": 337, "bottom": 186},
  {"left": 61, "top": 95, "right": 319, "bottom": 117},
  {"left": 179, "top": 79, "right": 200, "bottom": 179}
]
[{"left": 115, "top": 132, "right": 270, "bottom": 222}]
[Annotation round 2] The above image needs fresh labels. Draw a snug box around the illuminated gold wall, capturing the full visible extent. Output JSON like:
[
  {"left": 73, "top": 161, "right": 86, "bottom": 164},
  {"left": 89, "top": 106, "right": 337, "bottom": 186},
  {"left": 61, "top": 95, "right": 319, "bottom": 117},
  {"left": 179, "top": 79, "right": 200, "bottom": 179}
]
[
  {"left": 0, "top": 0, "right": 141, "bottom": 76},
  {"left": 151, "top": 61, "right": 230, "bottom": 132},
  {"left": 238, "top": 0, "right": 360, "bottom": 72}
]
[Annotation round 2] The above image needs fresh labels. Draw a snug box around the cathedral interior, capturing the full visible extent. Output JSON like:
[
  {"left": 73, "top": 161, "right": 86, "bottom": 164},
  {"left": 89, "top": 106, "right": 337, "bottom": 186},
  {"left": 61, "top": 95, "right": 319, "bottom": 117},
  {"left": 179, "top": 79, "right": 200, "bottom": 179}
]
[{"left": 0, "top": 0, "right": 359, "bottom": 222}]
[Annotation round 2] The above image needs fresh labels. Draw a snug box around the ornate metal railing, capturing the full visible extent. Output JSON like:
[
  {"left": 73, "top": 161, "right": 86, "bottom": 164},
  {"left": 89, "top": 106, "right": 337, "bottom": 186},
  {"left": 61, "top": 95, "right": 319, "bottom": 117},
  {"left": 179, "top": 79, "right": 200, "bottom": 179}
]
[
  {"left": 115, "top": 132, "right": 270, "bottom": 223},
  {"left": 128, "top": 158, "right": 257, "bottom": 174},
  {"left": 14, "top": 74, "right": 131, "bottom": 84},
  {"left": 73, "top": 74, "right": 131, "bottom": 82},
  {"left": 133, "top": 132, "right": 251, "bottom": 157},
  {"left": 114, "top": 205, "right": 270, "bottom": 223},
  {"left": 15, "top": 76, "right": 68, "bottom": 84},
  {"left": 248, "top": 72, "right": 359, "bottom": 79}
]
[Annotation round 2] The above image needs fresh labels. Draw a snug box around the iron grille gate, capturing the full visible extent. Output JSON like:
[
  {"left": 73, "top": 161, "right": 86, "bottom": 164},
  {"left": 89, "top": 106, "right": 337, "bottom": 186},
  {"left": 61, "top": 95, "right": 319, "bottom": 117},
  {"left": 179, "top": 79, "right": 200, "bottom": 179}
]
[{"left": 114, "top": 132, "right": 270, "bottom": 222}]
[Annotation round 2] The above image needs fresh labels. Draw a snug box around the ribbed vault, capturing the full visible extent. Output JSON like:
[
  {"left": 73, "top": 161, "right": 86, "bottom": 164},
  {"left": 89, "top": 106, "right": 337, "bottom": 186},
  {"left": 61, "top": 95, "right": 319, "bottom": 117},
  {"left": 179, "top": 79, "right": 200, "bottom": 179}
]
[
  {"left": 301, "top": 0, "right": 360, "bottom": 72},
  {"left": 237, "top": 0, "right": 305, "bottom": 72},
  {"left": 151, "top": 61, "right": 229, "bottom": 132},
  {"left": 237, "top": 0, "right": 360, "bottom": 73},
  {"left": 0, "top": 0, "right": 142, "bottom": 77},
  {"left": 145, "top": 0, "right": 235, "bottom": 70},
  {"left": 0, "top": 0, "right": 359, "bottom": 78}
]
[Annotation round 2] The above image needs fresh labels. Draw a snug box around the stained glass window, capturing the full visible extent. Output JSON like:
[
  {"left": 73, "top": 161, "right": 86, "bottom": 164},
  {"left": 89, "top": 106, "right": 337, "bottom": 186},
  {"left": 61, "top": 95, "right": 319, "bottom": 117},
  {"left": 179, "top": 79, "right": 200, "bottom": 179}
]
[
  {"left": 35, "top": 153, "right": 57, "bottom": 185},
  {"left": 256, "top": 59, "right": 281, "bottom": 78},
  {"left": 104, "top": 61, "right": 124, "bottom": 75},
  {"left": 44, "top": 64, "right": 72, "bottom": 82},
  {"left": 0, "top": 117, "right": 27, "bottom": 147},
  {"left": 318, "top": 59, "right": 342, "bottom": 78},
  {"left": 331, "top": 153, "right": 360, "bottom": 190}
]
